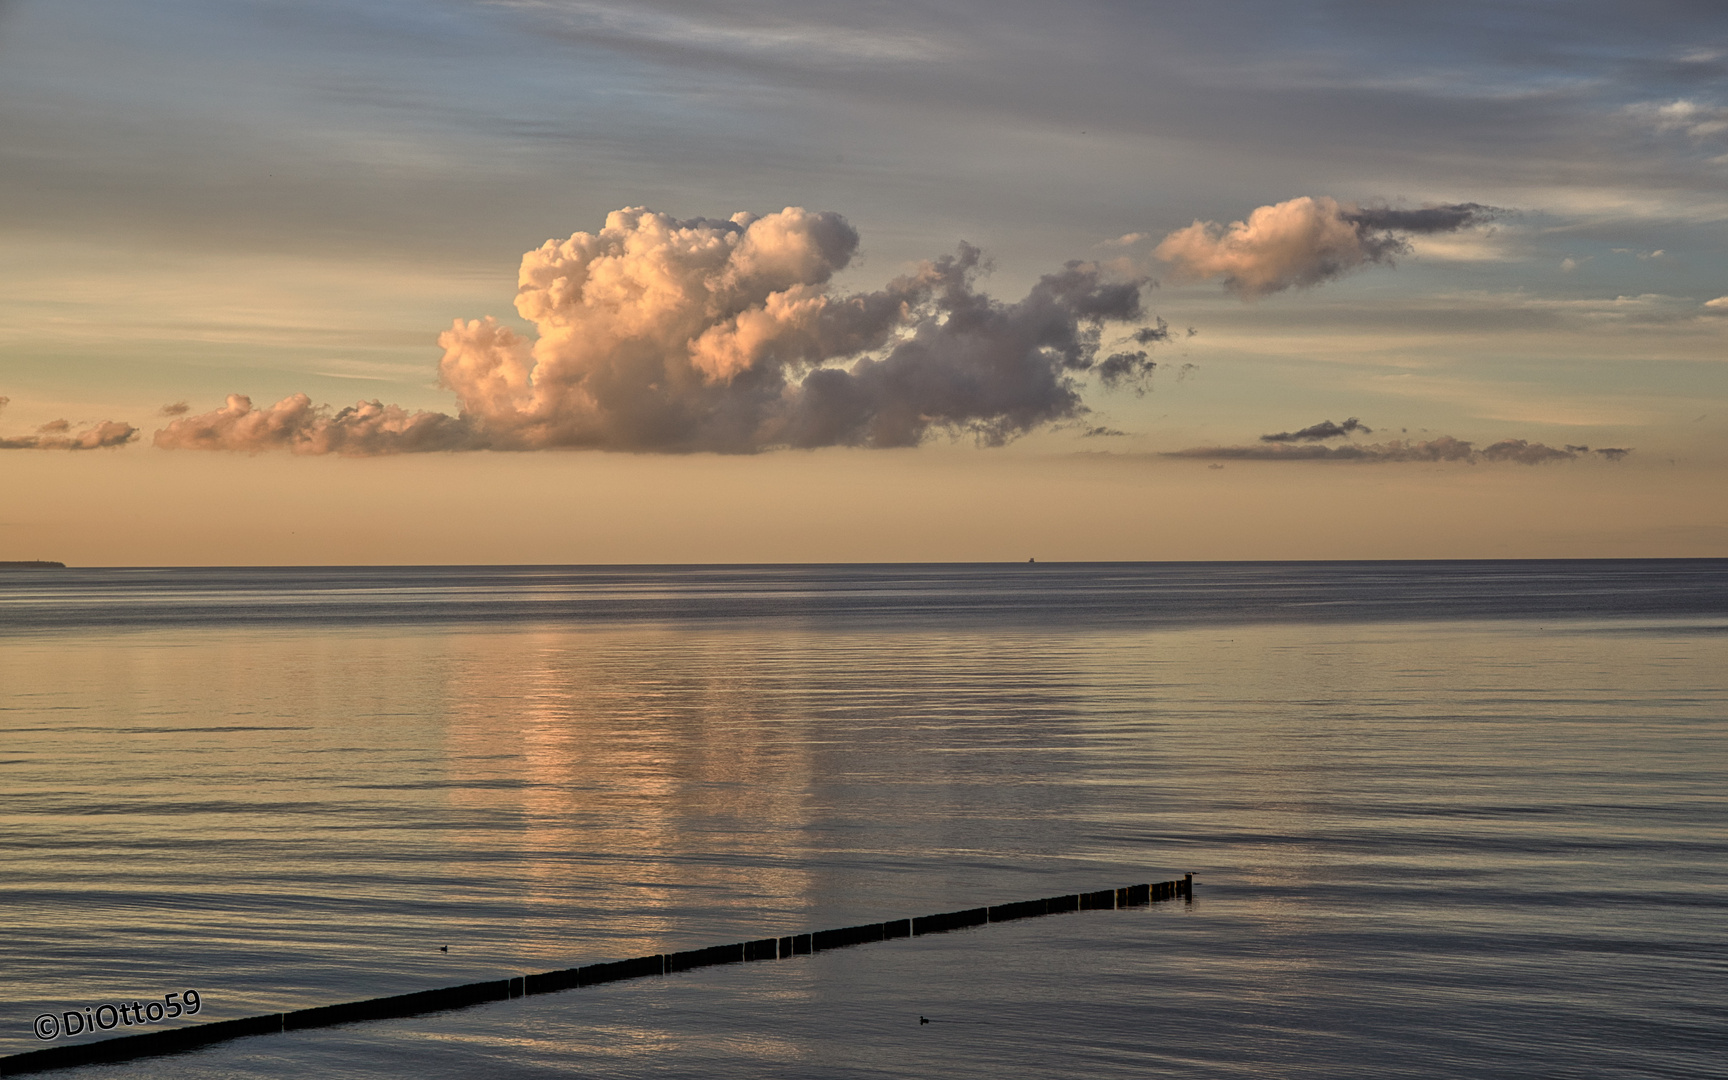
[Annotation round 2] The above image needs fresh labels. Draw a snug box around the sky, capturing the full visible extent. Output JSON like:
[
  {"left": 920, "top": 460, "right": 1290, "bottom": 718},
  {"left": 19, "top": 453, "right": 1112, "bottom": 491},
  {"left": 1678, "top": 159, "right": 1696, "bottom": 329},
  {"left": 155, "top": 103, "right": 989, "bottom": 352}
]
[{"left": 1, "top": 0, "right": 1725, "bottom": 564}]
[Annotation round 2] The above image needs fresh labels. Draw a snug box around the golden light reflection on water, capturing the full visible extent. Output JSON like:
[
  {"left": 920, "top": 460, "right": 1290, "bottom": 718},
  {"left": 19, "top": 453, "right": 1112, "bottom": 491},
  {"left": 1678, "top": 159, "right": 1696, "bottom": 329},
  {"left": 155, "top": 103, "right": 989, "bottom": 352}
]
[{"left": 438, "top": 630, "right": 819, "bottom": 964}]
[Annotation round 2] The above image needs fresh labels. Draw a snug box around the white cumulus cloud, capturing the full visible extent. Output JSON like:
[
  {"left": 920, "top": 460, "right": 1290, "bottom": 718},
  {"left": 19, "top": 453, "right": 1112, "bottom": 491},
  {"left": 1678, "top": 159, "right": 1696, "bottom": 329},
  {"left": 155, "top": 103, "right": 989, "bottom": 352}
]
[
  {"left": 157, "top": 207, "right": 1164, "bottom": 455},
  {"left": 1153, "top": 196, "right": 1500, "bottom": 299}
]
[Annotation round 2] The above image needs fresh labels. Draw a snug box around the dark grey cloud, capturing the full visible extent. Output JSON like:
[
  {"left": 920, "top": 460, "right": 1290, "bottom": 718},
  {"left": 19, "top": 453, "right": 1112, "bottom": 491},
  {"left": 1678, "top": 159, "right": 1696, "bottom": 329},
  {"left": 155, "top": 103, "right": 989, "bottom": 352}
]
[
  {"left": 1132, "top": 320, "right": 1174, "bottom": 345},
  {"left": 1095, "top": 352, "right": 1155, "bottom": 390},
  {"left": 1341, "top": 203, "right": 1501, "bottom": 235},
  {"left": 1261, "top": 417, "right": 1372, "bottom": 442},
  {"left": 1564, "top": 443, "right": 1635, "bottom": 461},
  {"left": 778, "top": 247, "right": 1149, "bottom": 449},
  {"left": 1092, "top": 318, "right": 1174, "bottom": 390}
]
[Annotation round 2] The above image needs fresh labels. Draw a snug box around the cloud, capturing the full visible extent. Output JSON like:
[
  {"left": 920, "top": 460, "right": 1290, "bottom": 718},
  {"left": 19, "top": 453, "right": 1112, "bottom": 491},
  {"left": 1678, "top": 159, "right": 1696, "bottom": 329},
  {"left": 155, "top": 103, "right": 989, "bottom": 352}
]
[
  {"left": 1095, "top": 351, "right": 1156, "bottom": 389},
  {"left": 1081, "top": 425, "right": 1127, "bottom": 437},
  {"left": 1627, "top": 99, "right": 1728, "bottom": 141},
  {"left": 1478, "top": 438, "right": 1576, "bottom": 464},
  {"left": 1704, "top": 296, "right": 1728, "bottom": 311},
  {"left": 1433, "top": 290, "right": 1704, "bottom": 327},
  {"left": 154, "top": 393, "right": 475, "bottom": 455},
  {"left": 1168, "top": 436, "right": 1475, "bottom": 462},
  {"left": 1260, "top": 417, "right": 1371, "bottom": 442},
  {"left": 160, "top": 401, "right": 190, "bottom": 416},
  {"left": 1091, "top": 319, "right": 1181, "bottom": 392},
  {"left": 157, "top": 207, "right": 1164, "bottom": 455},
  {"left": 1559, "top": 444, "right": 1634, "bottom": 462},
  {"left": 1340, "top": 205, "right": 1492, "bottom": 233},
  {"left": 1154, "top": 196, "right": 1501, "bottom": 298},
  {"left": 1406, "top": 229, "right": 1518, "bottom": 263},
  {"left": 0, "top": 396, "right": 137, "bottom": 450},
  {"left": 1167, "top": 434, "right": 1624, "bottom": 464}
]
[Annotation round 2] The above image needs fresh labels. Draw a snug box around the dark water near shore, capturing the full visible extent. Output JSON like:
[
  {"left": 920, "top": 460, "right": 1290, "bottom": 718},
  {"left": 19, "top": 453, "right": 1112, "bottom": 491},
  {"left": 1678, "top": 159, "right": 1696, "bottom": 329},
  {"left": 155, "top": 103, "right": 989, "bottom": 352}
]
[{"left": 2, "top": 562, "right": 1725, "bottom": 1078}]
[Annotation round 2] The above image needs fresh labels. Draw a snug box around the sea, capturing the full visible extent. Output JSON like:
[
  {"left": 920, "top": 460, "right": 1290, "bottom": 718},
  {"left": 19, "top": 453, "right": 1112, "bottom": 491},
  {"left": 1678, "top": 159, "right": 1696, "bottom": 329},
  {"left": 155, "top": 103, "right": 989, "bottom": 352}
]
[{"left": 1, "top": 562, "right": 1724, "bottom": 1079}]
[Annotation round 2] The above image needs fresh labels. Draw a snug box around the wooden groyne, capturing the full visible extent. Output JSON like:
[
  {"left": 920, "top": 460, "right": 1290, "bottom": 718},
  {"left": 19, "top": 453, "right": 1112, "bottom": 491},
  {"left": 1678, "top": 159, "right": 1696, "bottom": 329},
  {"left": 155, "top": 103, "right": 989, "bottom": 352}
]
[{"left": 2, "top": 875, "right": 1191, "bottom": 1077}]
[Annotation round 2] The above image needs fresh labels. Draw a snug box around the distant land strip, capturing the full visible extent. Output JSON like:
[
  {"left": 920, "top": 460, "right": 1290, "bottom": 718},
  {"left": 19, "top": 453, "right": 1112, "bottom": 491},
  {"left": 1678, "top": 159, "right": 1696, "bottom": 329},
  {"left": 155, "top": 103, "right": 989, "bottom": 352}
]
[
  {"left": 1, "top": 877, "right": 1191, "bottom": 1076},
  {"left": 0, "top": 561, "right": 64, "bottom": 570}
]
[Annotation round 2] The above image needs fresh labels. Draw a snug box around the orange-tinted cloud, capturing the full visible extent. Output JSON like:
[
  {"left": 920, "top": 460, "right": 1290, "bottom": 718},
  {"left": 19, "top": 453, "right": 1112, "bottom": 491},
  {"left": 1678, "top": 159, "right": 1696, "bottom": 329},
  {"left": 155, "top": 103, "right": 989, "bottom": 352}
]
[
  {"left": 158, "top": 207, "right": 1162, "bottom": 455},
  {"left": 1155, "top": 196, "right": 1499, "bottom": 298},
  {"left": 0, "top": 396, "right": 137, "bottom": 450},
  {"left": 153, "top": 393, "right": 473, "bottom": 455}
]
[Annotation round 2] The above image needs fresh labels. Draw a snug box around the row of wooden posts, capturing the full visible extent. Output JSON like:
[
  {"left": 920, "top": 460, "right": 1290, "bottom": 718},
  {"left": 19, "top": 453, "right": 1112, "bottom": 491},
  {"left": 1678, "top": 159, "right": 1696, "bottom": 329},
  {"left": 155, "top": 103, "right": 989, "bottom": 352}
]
[{"left": 1, "top": 875, "right": 1191, "bottom": 1077}]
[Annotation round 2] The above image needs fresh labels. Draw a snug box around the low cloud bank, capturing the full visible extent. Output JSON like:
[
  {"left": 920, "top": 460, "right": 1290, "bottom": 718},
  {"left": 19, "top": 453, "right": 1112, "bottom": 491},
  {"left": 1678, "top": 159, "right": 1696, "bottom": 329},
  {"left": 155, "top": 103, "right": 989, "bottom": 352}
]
[
  {"left": 157, "top": 207, "right": 1165, "bottom": 455},
  {"left": 154, "top": 394, "right": 474, "bottom": 455},
  {"left": 1154, "top": 196, "right": 1501, "bottom": 298},
  {"left": 1168, "top": 435, "right": 1629, "bottom": 464},
  {"left": 0, "top": 397, "right": 136, "bottom": 450}
]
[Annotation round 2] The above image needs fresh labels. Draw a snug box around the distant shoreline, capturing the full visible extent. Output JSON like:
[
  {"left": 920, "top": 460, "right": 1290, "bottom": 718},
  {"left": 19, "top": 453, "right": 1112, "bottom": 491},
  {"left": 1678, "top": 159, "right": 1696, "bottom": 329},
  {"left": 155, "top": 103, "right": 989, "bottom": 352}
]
[{"left": 0, "top": 560, "right": 66, "bottom": 569}]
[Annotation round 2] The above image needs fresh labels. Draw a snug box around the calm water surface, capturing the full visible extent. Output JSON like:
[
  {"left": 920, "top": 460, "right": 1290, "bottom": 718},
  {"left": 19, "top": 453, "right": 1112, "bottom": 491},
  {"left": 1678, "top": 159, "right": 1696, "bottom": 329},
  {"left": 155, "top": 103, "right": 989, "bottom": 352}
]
[{"left": 2, "top": 563, "right": 1724, "bottom": 1078}]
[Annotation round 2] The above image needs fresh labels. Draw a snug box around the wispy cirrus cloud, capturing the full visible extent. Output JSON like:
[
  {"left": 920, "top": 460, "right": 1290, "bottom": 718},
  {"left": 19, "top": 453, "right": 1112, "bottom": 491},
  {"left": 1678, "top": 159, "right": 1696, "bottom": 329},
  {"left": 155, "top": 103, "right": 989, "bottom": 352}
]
[
  {"left": 1626, "top": 99, "right": 1728, "bottom": 142},
  {"left": 491, "top": 0, "right": 959, "bottom": 67}
]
